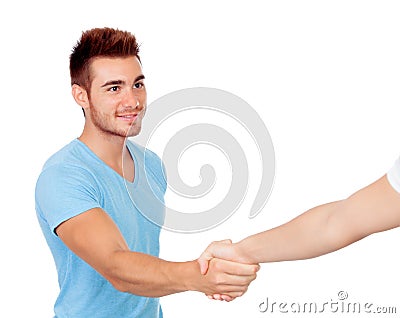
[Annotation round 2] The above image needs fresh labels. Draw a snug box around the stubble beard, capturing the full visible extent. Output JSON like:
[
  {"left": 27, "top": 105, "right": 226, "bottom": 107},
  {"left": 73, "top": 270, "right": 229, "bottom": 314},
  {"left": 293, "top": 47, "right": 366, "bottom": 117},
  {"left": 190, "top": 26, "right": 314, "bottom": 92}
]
[{"left": 89, "top": 102, "right": 144, "bottom": 138}]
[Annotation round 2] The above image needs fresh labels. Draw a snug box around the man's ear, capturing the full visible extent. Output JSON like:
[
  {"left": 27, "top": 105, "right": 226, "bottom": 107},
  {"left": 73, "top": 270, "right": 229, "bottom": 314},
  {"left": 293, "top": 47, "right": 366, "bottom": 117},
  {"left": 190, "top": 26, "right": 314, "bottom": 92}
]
[{"left": 72, "top": 84, "right": 90, "bottom": 111}]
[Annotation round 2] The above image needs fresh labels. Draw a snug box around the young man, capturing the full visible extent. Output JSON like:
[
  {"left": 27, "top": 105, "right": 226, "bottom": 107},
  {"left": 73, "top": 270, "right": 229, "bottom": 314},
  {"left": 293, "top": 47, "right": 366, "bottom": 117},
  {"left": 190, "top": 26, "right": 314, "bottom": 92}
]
[
  {"left": 199, "top": 161, "right": 400, "bottom": 300},
  {"left": 35, "top": 28, "right": 259, "bottom": 317}
]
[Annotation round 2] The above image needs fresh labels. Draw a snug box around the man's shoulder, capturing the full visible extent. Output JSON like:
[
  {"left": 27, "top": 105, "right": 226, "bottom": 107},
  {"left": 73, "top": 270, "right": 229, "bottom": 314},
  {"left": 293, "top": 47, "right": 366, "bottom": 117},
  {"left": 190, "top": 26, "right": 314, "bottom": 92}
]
[
  {"left": 40, "top": 139, "right": 96, "bottom": 179},
  {"left": 36, "top": 140, "right": 100, "bottom": 195},
  {"left": 43, "top": 139, "right": 80, "bottom": 166}
]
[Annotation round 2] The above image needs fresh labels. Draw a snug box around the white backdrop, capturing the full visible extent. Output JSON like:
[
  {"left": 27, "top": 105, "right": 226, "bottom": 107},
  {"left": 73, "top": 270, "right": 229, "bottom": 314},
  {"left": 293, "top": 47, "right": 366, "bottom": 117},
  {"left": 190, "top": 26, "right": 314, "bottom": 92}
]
[{"left": 1, "top": 1, "right": 399, "bottom": 317}]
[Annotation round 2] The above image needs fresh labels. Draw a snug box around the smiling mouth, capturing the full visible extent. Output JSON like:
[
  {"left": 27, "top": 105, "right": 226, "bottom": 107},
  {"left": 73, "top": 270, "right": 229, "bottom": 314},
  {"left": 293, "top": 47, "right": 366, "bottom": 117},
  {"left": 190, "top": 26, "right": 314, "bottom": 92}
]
[{"left": 117, "top": 113, "right": 138, "bottom": 121}]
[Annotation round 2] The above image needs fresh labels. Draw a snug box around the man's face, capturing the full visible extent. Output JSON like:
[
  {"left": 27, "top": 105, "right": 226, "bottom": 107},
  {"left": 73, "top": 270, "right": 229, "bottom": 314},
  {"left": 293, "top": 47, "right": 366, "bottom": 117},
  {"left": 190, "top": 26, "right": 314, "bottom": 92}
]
[{"left": 86, "top": 56, "right": 147, "bottom": 138}]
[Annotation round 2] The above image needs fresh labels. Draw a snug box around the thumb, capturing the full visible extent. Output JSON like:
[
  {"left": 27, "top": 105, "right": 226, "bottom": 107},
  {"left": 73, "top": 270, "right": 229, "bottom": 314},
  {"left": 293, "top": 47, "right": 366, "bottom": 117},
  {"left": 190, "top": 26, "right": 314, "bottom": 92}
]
[
  {"left": 218, "top": 239, "right": 233, "bottom": 244},
  {"left": 198, "top": 239, "right": 233, "bottom": 275},
  {"left": 198, "top": 258, "right": 209, "bottom": 275},
  {"left": 198, "top": 250, "right": 213, "bottom": 275}
]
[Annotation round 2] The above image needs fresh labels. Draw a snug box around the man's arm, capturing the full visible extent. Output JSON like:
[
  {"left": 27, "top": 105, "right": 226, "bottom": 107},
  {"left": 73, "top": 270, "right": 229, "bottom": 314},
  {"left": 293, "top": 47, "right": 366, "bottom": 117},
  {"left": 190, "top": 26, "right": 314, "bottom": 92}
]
[
  {"left": 199, "top": 175, "right": 400, "bottom": 270},
  {"left": 56, "top": 207, "right": 259, "bottom": 298}
]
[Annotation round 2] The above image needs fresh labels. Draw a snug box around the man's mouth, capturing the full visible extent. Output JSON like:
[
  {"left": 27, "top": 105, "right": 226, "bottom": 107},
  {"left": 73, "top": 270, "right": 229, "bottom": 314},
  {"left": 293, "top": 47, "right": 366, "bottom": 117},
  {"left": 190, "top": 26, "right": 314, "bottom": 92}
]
[{"left": 116, "top": 113, "right": 139, "bottom": 121}]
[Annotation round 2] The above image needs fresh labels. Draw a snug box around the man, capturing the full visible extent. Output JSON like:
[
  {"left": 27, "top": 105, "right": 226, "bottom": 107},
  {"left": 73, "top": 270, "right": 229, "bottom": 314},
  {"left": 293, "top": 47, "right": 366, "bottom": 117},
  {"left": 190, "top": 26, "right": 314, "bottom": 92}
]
[
  {"left": 199, "top": 160, "right": 400, "bottom": 300},
  {"left": 35, "top": 27, "right": 259, "bottom": 317}
]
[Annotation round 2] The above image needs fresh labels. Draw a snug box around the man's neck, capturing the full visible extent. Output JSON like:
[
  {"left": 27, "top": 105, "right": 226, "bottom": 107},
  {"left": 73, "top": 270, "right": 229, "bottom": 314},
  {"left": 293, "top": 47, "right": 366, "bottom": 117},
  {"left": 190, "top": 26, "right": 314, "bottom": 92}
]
[{"left": 78, "top": 128, "right": 130, "bottom": 176}]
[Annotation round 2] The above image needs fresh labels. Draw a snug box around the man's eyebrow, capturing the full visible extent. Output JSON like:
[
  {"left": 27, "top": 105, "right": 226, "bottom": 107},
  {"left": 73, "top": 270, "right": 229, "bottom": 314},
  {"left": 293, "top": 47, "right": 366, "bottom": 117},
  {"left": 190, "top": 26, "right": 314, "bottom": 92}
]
[
  {"left": 135, "top": 74, "right": 145, "bottom": 82},
  {"left": 101, "top": 80, "right": 125, "bottom": 87},
  {"left": 101, "top": 75, "right": 145, "bottom": 88}
]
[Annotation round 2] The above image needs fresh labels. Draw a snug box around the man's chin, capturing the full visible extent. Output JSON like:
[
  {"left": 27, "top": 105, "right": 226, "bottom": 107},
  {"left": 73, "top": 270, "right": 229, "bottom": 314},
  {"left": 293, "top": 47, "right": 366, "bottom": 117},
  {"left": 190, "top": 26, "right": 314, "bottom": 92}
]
[{"left": 126, "top": 127, "right": 142, "bottom": 138}]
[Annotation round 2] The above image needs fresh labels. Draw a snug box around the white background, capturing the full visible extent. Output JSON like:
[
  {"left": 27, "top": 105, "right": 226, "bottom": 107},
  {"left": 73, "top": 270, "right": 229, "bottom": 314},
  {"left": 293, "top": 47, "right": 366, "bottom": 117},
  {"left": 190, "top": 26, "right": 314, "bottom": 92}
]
[{"left": 1, "top": 0, "right": 399, "bottom": 317}]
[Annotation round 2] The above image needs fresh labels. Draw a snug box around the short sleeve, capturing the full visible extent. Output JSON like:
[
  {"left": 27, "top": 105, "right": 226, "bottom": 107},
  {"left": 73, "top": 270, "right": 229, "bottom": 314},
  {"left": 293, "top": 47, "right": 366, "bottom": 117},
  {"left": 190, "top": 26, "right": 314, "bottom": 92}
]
[
  {"left": 35, "top": 164, "right": 102, "bottom": 234},
  {"left": 387, "top": 157, "right": 400, "bottom": 193}
]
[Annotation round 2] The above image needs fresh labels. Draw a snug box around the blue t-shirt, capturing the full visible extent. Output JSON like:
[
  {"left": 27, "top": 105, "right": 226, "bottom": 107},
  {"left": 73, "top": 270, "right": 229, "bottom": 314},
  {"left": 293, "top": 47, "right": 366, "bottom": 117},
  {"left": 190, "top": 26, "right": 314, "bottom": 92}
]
[{"left": 35, "top": 139, "right": 166, "bottom": 318}]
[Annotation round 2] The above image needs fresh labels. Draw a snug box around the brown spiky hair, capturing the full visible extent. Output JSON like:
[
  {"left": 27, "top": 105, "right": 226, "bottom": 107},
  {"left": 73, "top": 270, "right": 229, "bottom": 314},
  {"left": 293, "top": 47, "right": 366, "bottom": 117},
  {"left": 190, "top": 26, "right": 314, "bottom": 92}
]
[{"left": 69, "top": 27, "right": 141, "bottom": 93}]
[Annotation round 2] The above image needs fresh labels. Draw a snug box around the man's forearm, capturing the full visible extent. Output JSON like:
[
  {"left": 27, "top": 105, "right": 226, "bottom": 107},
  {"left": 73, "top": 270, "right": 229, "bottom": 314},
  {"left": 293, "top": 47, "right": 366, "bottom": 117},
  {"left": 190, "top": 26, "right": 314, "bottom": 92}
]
[
  {"left": 104, "top": 250, "right": 199, "bottom": 297},
  {"left": 200, "top": 175, "right": 400, "bottom": 281},
  {"left": 234, "top": 175, "right": 400, "bottom": 265},
  {"left": 236, "top": 200, "right": 349, "bottom": 264},
  {"left": 104, "top": 250, "right": 258, "bottom": 298}
]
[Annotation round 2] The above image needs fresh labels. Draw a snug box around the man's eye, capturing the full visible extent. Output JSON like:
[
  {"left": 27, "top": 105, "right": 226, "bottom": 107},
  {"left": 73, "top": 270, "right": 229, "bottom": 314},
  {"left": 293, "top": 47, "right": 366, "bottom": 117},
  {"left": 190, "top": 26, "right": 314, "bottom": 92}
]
[
  {"left": 134, "top": 82, "right": 144, "bottom": 89},
  {"left": 109, "top": 86, "right": 120, "bottom": 92}
]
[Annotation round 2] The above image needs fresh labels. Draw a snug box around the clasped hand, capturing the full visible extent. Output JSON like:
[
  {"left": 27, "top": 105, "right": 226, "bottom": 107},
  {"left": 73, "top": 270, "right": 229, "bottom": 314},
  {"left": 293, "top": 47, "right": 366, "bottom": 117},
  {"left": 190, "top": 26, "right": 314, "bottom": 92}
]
[{"left": 197, "top": 239, "right": 258, "bottom": 302}]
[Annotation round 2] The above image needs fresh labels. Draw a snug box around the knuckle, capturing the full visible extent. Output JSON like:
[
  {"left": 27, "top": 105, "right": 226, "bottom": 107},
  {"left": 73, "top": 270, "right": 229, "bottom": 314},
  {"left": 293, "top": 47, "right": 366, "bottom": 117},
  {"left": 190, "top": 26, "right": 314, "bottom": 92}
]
[
  {"left": 215, "top": 276, "right": 226, "bottom": 286},
  {"left": 213, "top": 260, "right": 222, "bottom": 271}
]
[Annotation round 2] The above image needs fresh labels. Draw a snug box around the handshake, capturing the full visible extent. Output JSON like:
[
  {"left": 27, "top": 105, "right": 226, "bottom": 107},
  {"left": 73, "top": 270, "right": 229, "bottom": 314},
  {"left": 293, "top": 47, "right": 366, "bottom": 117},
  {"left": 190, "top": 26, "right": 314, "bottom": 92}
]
[{"left": 196, "top": 239, "right": 257, "bottom": 302}]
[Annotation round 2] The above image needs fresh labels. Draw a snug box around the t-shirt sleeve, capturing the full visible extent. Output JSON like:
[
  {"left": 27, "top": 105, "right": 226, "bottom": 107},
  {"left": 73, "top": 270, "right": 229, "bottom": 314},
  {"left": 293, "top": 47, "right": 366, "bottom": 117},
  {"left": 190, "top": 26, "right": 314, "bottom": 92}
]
[
  {"left": 387, "top": 157, "right": 400, "bottom": 193},
  {"left": 35, "top": 164, "right": 102, "bottom": 235}
]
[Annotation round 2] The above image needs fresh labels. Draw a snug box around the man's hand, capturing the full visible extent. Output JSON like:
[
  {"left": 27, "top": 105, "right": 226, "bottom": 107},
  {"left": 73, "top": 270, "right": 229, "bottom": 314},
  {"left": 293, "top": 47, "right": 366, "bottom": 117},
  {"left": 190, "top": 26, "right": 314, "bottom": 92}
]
[
  {"left": 192, "top": 256, "right": 259, "bottom": 302},
  {"left": 198, "top": 239, "right": 250, "bottom": 275},
  {"left": 197, "top": 239, "right": 258, "bottom": 301}
]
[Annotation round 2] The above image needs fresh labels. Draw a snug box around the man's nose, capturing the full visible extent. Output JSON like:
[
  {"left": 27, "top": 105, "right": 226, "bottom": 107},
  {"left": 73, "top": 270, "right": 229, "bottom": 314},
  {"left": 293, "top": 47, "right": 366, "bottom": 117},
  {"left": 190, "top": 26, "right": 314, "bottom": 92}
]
[{"left": 123, "top": 89, "right": 142, "bottom": 110}]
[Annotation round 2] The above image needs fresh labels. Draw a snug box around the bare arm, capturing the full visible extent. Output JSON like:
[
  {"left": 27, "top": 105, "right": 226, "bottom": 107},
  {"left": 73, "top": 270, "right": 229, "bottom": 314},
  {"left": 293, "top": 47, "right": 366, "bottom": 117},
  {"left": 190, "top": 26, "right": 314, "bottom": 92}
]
[
  {"left": 199, "top": 175, "right": 400, "bottom": 269},
  {"left": 56, "top": 208, "right": 259, "bottom": 298}
]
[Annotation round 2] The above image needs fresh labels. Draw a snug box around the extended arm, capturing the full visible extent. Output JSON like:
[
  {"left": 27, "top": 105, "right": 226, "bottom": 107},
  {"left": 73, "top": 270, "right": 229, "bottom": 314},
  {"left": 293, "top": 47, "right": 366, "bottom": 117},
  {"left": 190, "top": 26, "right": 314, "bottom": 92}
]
[
  {"left": 199, "top": 175, "right": 400, "bottom": 269},
  {"left": 56, "top": 208, "right": 259, "bottom": 298}
]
